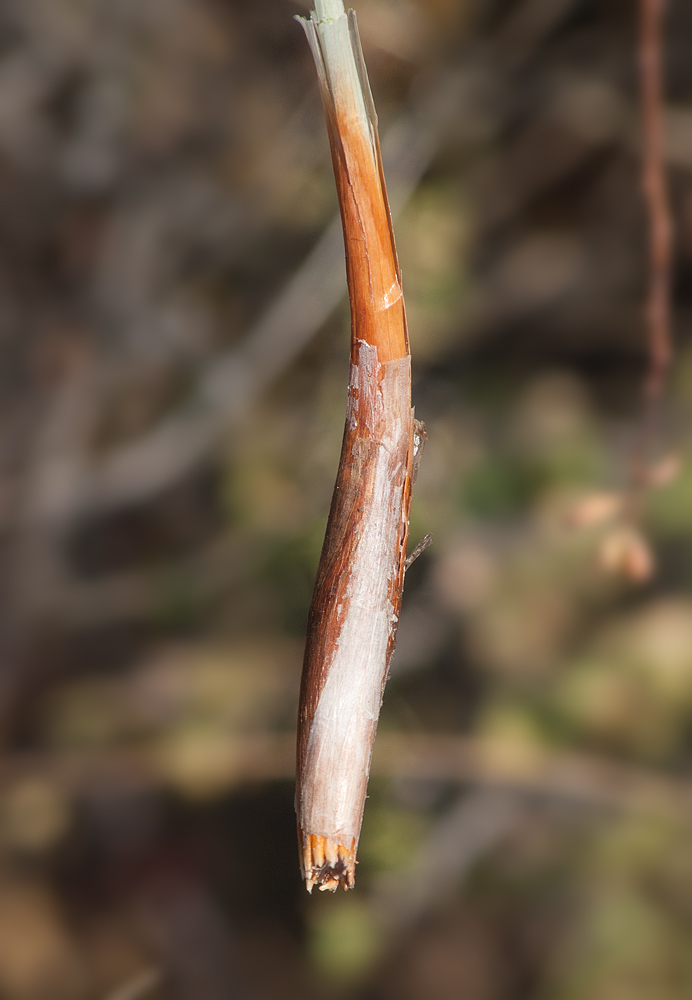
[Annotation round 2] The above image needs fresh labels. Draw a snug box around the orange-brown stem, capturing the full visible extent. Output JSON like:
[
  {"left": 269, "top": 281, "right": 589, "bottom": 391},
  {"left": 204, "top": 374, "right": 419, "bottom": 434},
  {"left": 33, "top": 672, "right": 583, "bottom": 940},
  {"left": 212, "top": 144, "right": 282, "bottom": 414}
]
[{"left": 295, "top": 2, "right": 421, "bottom": 891}]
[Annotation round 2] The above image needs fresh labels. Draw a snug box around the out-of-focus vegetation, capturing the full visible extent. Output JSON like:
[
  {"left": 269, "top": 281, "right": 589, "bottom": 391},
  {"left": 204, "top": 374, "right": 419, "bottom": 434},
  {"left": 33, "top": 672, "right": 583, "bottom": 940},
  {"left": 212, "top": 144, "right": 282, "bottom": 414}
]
[{"left": 1, "top": 0, "right": 692, "bottom": 997}]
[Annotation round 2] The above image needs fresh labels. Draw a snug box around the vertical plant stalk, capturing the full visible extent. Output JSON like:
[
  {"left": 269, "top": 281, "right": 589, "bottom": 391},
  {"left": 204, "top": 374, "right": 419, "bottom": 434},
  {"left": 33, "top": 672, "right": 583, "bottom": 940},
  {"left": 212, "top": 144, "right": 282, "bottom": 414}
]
[
  {"left": 634, "top": 0, "right": 672, "bottom": 483},
  {"left": 295, "top": 0, "right": 424, "bottom": 892}
]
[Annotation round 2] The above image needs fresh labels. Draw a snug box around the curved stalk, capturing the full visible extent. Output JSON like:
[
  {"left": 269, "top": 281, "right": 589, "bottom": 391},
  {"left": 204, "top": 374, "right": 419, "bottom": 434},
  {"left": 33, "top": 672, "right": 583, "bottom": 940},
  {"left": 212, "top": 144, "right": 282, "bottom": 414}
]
[{"left": 295, "top": 0, "right": 424, "bottom": 892}]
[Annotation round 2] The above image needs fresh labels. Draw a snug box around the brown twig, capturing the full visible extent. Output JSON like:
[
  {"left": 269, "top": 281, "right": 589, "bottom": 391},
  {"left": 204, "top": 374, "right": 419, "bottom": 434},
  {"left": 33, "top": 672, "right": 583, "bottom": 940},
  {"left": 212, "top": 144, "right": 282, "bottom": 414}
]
[{"left": 633, "top": 0, "right": 672, "bottom": 487}]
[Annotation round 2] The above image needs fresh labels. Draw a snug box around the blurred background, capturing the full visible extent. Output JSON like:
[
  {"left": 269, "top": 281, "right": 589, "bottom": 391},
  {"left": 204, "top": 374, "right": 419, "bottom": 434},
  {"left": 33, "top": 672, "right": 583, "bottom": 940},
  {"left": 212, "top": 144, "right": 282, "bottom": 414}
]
[{"left": 1, "top": 0, "right": 692, "bottom": 997}]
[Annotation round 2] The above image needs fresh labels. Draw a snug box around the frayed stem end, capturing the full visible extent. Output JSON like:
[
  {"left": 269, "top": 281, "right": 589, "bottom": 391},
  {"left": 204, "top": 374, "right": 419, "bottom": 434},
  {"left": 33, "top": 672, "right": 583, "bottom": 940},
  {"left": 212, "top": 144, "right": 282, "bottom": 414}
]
[{"left": 301, "top": 833, "right": 356, "bottom": 892}]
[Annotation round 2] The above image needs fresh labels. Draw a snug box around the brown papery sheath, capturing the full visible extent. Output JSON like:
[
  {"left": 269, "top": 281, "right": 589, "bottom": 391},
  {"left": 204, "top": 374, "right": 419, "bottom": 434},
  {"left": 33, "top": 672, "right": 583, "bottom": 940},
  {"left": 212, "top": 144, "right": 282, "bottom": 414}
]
[{"left": 295, "top": 0, "right": 424, "bottom": 892}]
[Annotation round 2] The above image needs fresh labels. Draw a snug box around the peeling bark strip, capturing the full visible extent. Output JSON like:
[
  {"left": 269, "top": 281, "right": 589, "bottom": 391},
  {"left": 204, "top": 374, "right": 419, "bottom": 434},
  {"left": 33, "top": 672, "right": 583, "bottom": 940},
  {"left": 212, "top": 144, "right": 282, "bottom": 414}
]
[{"left": 295, "top": 0, "right": 424, "bottom": 892}]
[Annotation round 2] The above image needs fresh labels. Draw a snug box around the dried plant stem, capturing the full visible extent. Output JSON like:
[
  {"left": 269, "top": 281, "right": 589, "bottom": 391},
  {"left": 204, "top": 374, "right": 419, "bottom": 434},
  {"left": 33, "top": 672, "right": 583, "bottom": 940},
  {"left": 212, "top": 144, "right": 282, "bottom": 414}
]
[
  {"left": 295, "top": 0, "right": 422, "bottom": 892},
  {"left": 634, "top": 0, "right": 672, "bottom": 485}
]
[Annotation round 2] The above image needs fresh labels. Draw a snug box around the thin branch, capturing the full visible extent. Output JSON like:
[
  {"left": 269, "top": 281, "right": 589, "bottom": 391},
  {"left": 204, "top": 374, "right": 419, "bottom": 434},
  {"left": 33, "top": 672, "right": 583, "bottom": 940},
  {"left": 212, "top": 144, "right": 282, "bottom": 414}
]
[
  {"left": 5, "top": 734, "right": 692, "bottom": 827},
  {"left": 372, "top": 789, "right": 522, "bottom": 929},
  {"left": 26, "top": 103, "right": 440, "bottom": 529},
  {"left": 633, "top": 0, "right": 673, "bottom": 485}
]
